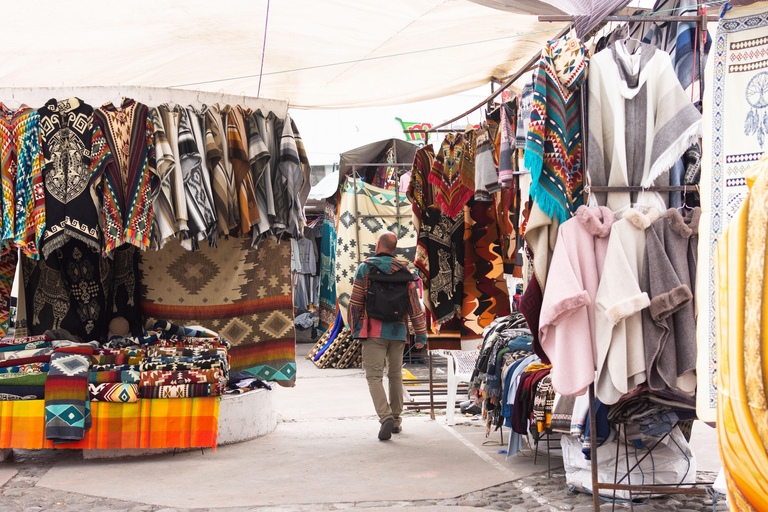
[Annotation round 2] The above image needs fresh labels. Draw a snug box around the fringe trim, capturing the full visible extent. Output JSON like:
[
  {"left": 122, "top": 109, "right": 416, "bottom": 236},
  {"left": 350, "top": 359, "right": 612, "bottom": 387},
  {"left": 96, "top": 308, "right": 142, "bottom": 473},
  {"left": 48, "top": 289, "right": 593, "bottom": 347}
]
[
  {"left": 531, "top": 190, "right": 569, "bottom": 224},
  {"left": 644, "top": 120, "right": 703, "bottom": 187},
  {"left": 41, "top": 231, "right": 102, "bottom": 260}
]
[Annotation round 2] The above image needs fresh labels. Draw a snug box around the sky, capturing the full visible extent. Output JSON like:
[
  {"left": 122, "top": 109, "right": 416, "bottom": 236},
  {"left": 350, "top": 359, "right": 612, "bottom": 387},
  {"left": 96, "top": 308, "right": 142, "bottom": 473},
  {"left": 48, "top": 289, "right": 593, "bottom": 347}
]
[{"left": 289, "top": 84, "right": 506, "bottom": 166}]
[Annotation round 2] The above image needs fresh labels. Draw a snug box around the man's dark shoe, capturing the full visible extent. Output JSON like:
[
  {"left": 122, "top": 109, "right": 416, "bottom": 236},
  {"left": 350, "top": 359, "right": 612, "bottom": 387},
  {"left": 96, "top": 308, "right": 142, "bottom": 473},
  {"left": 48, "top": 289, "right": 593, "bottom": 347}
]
[
  {"left": 392, "top": 425, "right": 401, "bottom": 434},
  {"left": 378, "top": 418, "right": 394, "bottom": 440}
]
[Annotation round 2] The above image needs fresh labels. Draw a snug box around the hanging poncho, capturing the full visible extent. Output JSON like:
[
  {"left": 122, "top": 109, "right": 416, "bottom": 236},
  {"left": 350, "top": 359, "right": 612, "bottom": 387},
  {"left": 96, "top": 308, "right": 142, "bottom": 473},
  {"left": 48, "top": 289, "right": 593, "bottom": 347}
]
[
  {"left": 150, "top": 104, "right": 186, "bottom": 248},
  {"left": 90, "top": 99, "right": 158, "bottom": 258},
  {"left": 248, "top": 109, "right": 278, "bottom": 245},
  {"left": 524, "top": 32, "right": 589, "bottom": 223},
  {"left": 406, "top": 144, "right": 435, "bottom": 233},
  {"left": 38, "top": 98, "right": 101, "bottom": 258},
  {"left": 227, "top": 105, "right": 259, "bottom": 236},
  {"left": 0, "top": 104, "right": 45, "bottom": 258},
  {"left": 279, "top": 113, "right": 309, "bottom": 238},
  {"left": 587, "top": 41, "right": 702, "bottom": 215},
  {"left": 429, "top": 133, "right": 473, "bottom": 220},
  {"left": 205, "top": 104, "right": 239, "bottom": 237}
]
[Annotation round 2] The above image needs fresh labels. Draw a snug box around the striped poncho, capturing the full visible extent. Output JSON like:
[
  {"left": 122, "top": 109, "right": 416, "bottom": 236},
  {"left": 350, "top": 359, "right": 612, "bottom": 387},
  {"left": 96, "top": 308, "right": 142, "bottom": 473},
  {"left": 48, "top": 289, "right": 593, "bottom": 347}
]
[
  {"left": 90, "top": 99, "right": 158, "bottom": 258},
  {"left": 524, "top": 33, "right": 589, "bottom": 223}
]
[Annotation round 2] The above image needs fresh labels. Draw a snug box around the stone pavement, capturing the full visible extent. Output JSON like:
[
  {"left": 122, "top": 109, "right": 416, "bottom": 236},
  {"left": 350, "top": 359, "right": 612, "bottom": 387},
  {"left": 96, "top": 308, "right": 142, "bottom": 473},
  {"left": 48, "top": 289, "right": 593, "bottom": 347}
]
[{"left": 0, "top": 344, "right": 726, "bottom": 512}]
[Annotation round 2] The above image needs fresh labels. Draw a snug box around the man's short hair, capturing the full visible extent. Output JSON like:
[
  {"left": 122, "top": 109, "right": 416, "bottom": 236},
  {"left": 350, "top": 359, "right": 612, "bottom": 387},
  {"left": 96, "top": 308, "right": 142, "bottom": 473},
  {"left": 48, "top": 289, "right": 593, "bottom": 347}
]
[{"left": 378, "top": 232, "right": 397, "bottom": 253}]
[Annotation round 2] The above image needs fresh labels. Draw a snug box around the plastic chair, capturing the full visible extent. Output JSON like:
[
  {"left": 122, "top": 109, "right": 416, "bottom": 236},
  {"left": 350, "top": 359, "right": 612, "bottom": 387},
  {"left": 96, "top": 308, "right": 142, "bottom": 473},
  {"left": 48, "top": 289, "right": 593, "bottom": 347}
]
[{"left": 433, "top": 349, "right": 479, "bottom": 425}]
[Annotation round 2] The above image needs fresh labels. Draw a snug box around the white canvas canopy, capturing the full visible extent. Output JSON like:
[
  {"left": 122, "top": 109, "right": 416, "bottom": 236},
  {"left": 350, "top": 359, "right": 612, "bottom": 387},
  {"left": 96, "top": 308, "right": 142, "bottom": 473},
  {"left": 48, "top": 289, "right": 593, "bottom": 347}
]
[{"left": 1, "top": 0, "right": 574, "bottom": 109}]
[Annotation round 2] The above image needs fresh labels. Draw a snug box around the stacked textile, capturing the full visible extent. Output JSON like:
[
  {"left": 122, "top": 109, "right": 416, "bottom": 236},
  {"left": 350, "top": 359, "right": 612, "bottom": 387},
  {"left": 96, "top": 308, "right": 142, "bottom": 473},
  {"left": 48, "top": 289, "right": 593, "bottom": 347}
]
[
  {"left": 0, "top": 335, "right": 52, "bottom": 400},
  {"left": 45, "top": 346, "right": 92, "bottom": 442}
]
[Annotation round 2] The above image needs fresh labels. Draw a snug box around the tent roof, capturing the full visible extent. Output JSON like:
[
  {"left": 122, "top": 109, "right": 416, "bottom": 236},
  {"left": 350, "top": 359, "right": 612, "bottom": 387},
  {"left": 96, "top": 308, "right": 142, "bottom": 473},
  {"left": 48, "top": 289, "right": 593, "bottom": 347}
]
[
  {"left": 2, "top": 1, "right": 569, "bottom": 109},
  {"left": 339, "top": 139, "right": 419, "bottom": 184}
]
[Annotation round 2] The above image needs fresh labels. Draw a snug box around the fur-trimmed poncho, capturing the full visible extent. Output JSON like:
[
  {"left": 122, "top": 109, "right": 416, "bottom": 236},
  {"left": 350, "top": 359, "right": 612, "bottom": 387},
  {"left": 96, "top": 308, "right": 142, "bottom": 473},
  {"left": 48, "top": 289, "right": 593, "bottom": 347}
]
[
  {"left": 539, "top": 206, "right": 614, "bottom": 396},
  {"left": 641, "top": 207, "right": 700, "bottom": 395},
  {"left": 594, "top": 207, "right": 660, "bottom": 404},
  {"left": 587, "top": 41, "right": 702, "bottom": 215}
]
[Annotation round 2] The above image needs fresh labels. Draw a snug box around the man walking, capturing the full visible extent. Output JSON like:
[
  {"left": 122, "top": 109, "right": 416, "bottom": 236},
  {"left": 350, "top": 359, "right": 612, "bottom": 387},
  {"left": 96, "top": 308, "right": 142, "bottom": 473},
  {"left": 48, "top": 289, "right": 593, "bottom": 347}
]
[{"left": 347, "top": 231, "right": 427, "bottom": 441}]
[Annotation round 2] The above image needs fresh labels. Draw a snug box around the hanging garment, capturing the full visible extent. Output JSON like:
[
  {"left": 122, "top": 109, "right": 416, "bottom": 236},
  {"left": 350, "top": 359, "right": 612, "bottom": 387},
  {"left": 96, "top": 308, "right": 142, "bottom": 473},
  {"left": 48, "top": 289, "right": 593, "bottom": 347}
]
[
  {"left": 641, "top": 208, "right": 700, "bottom": 395},
  {"left": 178, "top": 107, "right": 217, "bottom": 250},
  {"left": 185, "top": 105, "right": 217, "bottom": 246},
  {"left": 697, "top": 3, "right": 767, "bottom": 422},
  {"left": 317, "top": 193, "right": 339, "bottom": 333},
  {"left": 716, "top": 150, "right": 768, "bottom": 512},
  {"left": 90, "top": 98, "right": 158, "bottom": 258},
  {"left": 524, "top": 32, "right": 588, "bottom": 223},
  {"left": 37, "top": 98, "right": 101, "bottom": 258},
  {"left": 461, "top": 199, "right": 510, "bottom": 337},
  {"left": 0, "top": 251, "right": 17, "bottom": 337},
  {"left": 498, "top": 103, "right": 516, "bottom": 189},
  {"left": 414, "top": 206, "right": 464, "bottom": 329},
  {"left": 429, "top": 133, "right": 474, "bottom": 220},
  {"left": 279, "top": 113, "right": 309, "bottom": 238},
  {"left": 21, "top": 238, "right": 110, "bottom": 340},
  {"left": 0, "top": 104, "right": 45, "bottom": 258},
  {"left": 150, "top": 105, "right": 179, "bottom": 247},
  {"left": 227, "top": 105, "right": 259, "bottom": 235},
  {"left": 474, "top": 125, "right": 499, "bottom": 201},
  {"left": 523, "top": 202, "right": 560, "bottom": 289},
  {"left": 594, "top": 208, "right": 661, "bottom": 405},
  {"left": 247, "top": 108, "right": 275, "bottom": 244},
  {"left": 587, "top": 41, "right": 702, "bottom": 216},
  {"left": 539, "top": 206, "right": 614, "bottom": 396},
  {"left": 516, "top": 77, "right": 534, "bottom": 149},
  {"left": 205, "top": 104, "right": 239, "bottom": 238},
  {"left": 406, "top": 144, "right": 436, "bottom": 233}
]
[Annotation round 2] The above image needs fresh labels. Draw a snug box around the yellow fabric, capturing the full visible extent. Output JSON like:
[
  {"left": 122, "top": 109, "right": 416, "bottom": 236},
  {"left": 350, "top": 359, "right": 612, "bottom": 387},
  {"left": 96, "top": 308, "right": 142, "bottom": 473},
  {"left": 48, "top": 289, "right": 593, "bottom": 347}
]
[{"left": 717, "top": 153, "right": 768, "bottom": 511}]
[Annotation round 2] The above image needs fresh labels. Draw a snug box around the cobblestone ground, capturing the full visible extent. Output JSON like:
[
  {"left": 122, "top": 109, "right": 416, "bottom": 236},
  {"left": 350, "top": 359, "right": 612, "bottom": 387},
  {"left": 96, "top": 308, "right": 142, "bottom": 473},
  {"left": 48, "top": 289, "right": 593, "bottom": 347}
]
[{"left": 0, "top": 449, "right": 726, "bottom": 512}]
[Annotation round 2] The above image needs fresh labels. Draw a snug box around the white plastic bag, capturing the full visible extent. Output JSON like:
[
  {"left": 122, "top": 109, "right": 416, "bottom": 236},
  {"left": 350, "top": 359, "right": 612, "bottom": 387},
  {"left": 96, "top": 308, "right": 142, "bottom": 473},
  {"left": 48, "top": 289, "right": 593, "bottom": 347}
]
[{"left": 561, "top": 426, "right": 697, "bottom": 500}]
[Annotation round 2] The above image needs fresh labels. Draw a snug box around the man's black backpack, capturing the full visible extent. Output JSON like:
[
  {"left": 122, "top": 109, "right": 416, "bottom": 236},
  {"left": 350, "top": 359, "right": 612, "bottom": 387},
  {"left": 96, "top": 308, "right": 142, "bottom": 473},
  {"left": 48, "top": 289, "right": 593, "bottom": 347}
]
[{"left": 366, "top": 266, "right": 415, "bottom": 322}]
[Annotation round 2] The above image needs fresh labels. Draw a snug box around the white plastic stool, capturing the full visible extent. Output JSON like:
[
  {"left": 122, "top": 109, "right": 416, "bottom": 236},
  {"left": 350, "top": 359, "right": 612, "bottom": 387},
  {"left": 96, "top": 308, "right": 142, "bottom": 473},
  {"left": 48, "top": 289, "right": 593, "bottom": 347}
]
[{"left": 433, "top": 349, "right": 479, "bottom": 425}]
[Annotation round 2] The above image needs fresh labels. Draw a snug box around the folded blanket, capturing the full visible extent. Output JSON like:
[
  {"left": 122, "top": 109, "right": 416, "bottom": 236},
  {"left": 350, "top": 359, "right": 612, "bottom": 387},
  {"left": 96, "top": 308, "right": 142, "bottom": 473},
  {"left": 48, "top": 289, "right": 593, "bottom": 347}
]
[
  {"left": 90, "top": 354, "right": 143, "bottom": 365},
  {"left": 88, "top": 370, "right": 140, "bottom": 384},
  {"left": 0, "top": 362, "right": 49, "bottom": 374},
  {"left": 0, "top": 335, "right": 49, "bottom": 346},
  {"left": 139, "top": 359, "right": 227, "bottom": 372},
  {"left": 138, "top": 382, "right": 225, "bottom": 399},
  {"left": 0, "top": 385, "right": 45, "bottom": 399},
  {"left": 140, "top": 369, "right": 226, "bottom": 386},
  {"left": 0, "top": 355, "right": 51, "bottom": 368},
  {"left": 45, "top": 346, "right": 93, "bottom": 442},
  {"left": 89, "top": 364, "right": 139, "bottom": 373},
  {"left": 0, "top": 340, "right": 51, "bottom": 352},
  {"left": 0, "top": 347, "right": 54, "bottom": 361},
  {"left": 88, "top": 383, "right": 140, "bottom": 402},
  {"left": 146, "top": 346, "right": 226, "bottom": 358},
  {"left": 155, "top": 337, "right": 231, "bottom": 349},
  {"left": 92, "top": 348, "right": 145, "bottom": 357},
  {"left": 0, "top": 372, "right": 48, "bottom": 386}
]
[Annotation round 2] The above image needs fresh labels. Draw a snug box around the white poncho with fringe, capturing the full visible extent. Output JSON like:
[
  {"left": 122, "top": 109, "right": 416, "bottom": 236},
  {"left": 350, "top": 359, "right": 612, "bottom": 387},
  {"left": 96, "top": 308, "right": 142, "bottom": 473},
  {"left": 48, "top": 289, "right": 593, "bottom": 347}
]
[{"left": 586, "top": 41, "right": 702, "bottom": 216}]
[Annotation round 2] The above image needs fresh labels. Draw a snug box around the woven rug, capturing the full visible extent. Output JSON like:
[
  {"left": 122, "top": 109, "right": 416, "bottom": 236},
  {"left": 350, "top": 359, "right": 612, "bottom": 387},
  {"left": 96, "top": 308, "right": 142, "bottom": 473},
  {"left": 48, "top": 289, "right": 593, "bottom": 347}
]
[
  {"left": 44, "top": 346, "right": 92, "bottom": 442},
  {"left": 461, "top": 199, "right": 510, "bottom": 337},
  {"left": 318, "top": 193, "right": 340, "bottom": 333},
  {"left": 140, "top": 236, "right": 296, "bottom": 386},
  {"left": 335, "top": 178, "right": 417, "bottom": 327},
  {"left": 697, "top": 3, "right": 768, "bottom": 422},
  {"left": 0, "top": 397, "right": 219, "bottom": 449}
]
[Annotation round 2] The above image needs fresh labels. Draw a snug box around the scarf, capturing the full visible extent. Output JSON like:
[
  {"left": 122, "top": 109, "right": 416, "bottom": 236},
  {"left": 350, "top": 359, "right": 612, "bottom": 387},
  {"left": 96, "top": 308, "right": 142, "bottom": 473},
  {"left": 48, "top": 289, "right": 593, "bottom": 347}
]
[
  {"left": 429, "top": 133, "right": 473, "bottom": 220},
  {"left": 524, "top": 32, "right": 588, "bottom": 223},
  {"left": 90, "top": 98, "right": 158, "bottom": 258},
  {"left": 587, "top": 41, "right": 702, "bottom": 215},
  {"left": 38, "top": 98, "right": 101, "bottom": 258}
]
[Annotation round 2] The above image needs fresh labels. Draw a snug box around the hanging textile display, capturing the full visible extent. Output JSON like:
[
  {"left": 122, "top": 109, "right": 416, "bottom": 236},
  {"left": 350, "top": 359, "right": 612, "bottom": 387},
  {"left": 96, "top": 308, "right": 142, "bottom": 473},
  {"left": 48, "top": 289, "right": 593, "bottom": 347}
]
[
  {"left": 716, "top": 152, "right": 768, "bottom": 512},
  {"left": 586, "top": 40, "right": 702, "bottom": 215},
  {"left": 414, "top": 205, "right": 464, "bottom": 329},
  {"left": 279, "top": 113, "right": 311, "bottom": 239},
  {"left": 317, "top": 193, "right": 340, "bottom": 333},
  {"left": 406, "top": 144, "right": 436, "bottom": 232},
  {"left": 0, "top": 397, "right": 219, "bottom": 450},
  {"left": 140, "top": 236, "right": 296, "bottom": 386},
  {"left": 429, "top": 132, "right": 474, "bottom": 220},
  {"left": 335, "top": 178, "right": 417, "bottom": 328},
  {"left": 205, "top": 104, "right": 239, "bottom": 238},
  {"left": 461, "top": 199, "right": 510, "bottom": 337},
  {"left": 37, "top": 98, "right": 101, "bottom": 258},
  {"left": 524, "top": 32, "right": 588, "bottom": 223},
  {"left": 697, "top": 2, "right": 768, "bottom": 422}
]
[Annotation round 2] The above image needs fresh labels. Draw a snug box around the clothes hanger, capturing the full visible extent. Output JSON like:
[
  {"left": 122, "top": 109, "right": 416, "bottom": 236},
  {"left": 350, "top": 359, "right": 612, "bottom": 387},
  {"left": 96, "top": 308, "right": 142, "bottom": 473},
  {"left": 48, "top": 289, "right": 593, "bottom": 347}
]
[{"left": 678, "top": 185, "right": 694, "bottom": 213}]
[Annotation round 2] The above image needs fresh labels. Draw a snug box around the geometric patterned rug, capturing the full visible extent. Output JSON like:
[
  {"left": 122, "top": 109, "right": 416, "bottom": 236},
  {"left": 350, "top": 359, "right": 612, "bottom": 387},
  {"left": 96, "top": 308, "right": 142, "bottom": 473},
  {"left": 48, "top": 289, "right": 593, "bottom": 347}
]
[
  {"left": 335, "top": 177, "right": 417, "bottom": 327},
  {"left": 139, "top": 237, "right": 296, "bottom": 387}
]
